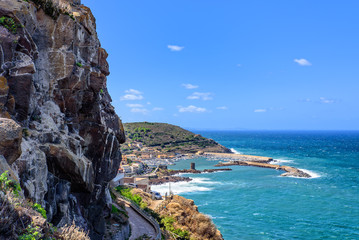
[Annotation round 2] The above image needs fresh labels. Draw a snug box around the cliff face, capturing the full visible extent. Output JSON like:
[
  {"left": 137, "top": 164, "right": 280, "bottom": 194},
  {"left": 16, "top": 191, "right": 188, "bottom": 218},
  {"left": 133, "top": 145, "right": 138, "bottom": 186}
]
[{"left": 0, "top": 0, "right": 125, "bottom": 239}]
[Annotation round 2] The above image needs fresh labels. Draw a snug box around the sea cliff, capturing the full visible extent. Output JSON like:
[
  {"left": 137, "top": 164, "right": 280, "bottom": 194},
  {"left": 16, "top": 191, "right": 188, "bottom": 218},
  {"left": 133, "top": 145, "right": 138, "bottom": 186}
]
[{"left": 0, "top": 0, "right": 126, "bottom": 239}]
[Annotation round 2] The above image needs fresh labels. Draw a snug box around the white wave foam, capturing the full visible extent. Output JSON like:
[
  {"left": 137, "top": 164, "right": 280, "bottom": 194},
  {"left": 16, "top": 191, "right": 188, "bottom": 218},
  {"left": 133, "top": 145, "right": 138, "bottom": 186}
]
[
  {"left": 207, "top": 214, "right": 226, "bottom": 219},
  {"left": 298, "top": 168, "right": 321, "bottom": 178},
  {"left": 151, "top": 177, "right": 217, "bottom": 195},
  {"left": 270, "top": 158, "right": 294, "bottom": 164},
  {"left": 230, "top": 148, "right": 241, "bottom": 154}
]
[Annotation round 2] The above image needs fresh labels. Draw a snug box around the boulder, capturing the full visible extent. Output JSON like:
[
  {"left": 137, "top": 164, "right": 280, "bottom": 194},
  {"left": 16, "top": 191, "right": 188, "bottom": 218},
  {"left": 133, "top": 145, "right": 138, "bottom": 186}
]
[{"left": 0, "top": 118, "right": 22, "bottom": 164}]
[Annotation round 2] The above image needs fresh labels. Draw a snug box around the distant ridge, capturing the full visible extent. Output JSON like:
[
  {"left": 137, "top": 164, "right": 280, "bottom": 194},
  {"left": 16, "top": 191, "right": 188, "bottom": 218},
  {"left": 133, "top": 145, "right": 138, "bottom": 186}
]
[{"left": 122, "top": 122, "right": 232, "bottom": 154}]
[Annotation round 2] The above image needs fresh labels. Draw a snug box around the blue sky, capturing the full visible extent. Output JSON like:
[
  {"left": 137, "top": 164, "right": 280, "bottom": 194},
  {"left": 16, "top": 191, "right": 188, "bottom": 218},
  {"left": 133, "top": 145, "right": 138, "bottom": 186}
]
[{"left": 82, "top": 0, "right": 359, "bottom": 130}]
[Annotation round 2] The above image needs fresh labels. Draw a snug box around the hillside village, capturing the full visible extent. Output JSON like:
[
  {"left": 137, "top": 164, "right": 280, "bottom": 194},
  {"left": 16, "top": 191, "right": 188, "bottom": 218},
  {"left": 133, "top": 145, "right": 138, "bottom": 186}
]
[{"left": 114, "top": 122, "right": 232, "bottom": 193}]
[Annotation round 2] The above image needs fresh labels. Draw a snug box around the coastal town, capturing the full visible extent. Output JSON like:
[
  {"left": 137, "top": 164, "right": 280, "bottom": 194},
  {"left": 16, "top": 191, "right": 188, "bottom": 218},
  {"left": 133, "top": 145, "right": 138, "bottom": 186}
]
[{"left": 113, "top": 140, "right": 198, "bottom": 194}]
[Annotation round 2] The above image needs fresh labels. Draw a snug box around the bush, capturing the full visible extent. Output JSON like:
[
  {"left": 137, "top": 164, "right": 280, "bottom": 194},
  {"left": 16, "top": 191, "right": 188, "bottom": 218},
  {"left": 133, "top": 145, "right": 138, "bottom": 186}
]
[
  {"left": 115, "top": 186, "right": 147, "bottom": 209},
  {"left": 18, "top": 225, "right": 42, "bottom": 240},
  {"left": 0, "top": 171, "right": 21, "bottom": 196},
  {"left": 33, "top": 203, "right": 47, "bottom": 219},
  {"left": 0, "top": 16, "right": 22, "bottom": 34},
  {"left": 161, "top": 217, "right": 189, "bottom": 240}
]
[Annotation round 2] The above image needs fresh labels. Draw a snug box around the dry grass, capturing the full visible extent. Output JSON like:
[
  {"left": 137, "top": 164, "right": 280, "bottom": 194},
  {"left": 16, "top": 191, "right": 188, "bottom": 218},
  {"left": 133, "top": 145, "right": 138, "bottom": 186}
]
[
  {"left": 0, "top": 192, "right": 33, "bottom": 239},
  {"left": 52, "top": 0, "right": 72, "bottom": 13},
  {"left": 58, "top": 223, "right": 90, "bottom": 240},
  {"left": 158, "top": 195, "right": 223, "bottom": 240}
]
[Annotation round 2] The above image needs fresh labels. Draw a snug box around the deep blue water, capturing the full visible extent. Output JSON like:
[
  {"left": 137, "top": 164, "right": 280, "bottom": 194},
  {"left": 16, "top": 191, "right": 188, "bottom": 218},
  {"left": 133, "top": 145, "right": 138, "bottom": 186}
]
[{"left": 152, "top": 131, "right": 359, "bottom": 240}]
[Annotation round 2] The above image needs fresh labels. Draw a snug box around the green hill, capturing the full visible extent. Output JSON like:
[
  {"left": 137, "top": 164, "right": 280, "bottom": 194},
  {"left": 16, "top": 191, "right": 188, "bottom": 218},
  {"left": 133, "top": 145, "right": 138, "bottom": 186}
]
[{"left": 121, "top": 122, "right": 231, "bottom": 154}]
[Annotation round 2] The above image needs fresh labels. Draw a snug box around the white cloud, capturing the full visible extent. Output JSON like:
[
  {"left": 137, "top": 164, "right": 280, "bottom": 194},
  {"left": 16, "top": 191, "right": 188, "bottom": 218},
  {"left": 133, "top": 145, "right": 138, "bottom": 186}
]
[
  {"left": 254, "top": 109, "right": 267, "bottom": 113},
  {"left": 125, "top": 89, "right": 142, "bottom": 95},
  {"left": 130, "top": 108, "right": 149, "bottom": 114},
  {"left": 120, "top": 89, "right": 144, "bottom": 101},
  {"left": 294, "top": 58, "right": 312, "bottom": 66},
  {"left": 182, "top": 83, "right": 199, "bottom": 89},
  {"left": 153, "top": 107, "right": 164, "bottom": 111},
  {"left": 178, "top": 105, "right": 207, "bottom": 113},
  {"left": 168, "top": 45, "right": 184, "bottom": 51},
  {"left": 187, "top": 92, "right": 213, "bottom": 101},
  {"left": 320, "top": 97, "right": 335, "bottom": 104},
  {"left": 120, "top": 94, "right": 143, "bottom": 101},
  {"left": 217, "top": 106, "right": 228, "bottom": 110},
  {"left": 237, "top": 64, "right": 242, "bottom": 67},
  {"left": 126, "top": 104, "right": 143, "bottom": 108}
]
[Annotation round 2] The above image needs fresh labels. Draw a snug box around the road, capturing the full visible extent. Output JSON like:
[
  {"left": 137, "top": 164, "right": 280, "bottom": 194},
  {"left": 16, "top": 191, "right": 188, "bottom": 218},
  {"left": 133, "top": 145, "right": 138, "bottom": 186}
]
[
  {"left": 111, "top": 188, "right": 159, "bottom": 240},
  {"left": 124, "top": 202, "right": 157, "bottom": 240}
]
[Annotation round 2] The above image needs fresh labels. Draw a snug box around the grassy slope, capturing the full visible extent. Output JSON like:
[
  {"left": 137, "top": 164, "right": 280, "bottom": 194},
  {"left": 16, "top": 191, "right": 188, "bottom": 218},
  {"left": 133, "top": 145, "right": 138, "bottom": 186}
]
[{"left": 122, "top": 122, "right": 231, "bottom": 154}]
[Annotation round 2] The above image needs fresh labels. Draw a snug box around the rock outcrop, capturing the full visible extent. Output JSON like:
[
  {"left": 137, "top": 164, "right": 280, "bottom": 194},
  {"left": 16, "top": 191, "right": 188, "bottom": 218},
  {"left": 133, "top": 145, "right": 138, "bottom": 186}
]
[{"left": 0, "top": 0, "right": 125, "bottom": 239}]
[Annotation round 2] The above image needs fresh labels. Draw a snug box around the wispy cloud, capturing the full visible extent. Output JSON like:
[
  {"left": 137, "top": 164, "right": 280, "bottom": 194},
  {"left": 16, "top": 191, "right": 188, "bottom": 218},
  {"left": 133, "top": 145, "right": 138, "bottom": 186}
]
[
  {"left": 120, "top": 89, "right": 144, "bottom": 101},
  {"left": 237, "top": 64, "right": 242, "bottom": 67},
  {"left": 130, "top": 108, "right": 149, "bottom": 114},
  {"left": 153, "top": 107, "right": 164, "bottom": 111},
  {"left": 187, "top": 92, "right": 213, "bottom": 101},
  {"left": 182, "top": 83, "right": 199, "bottom": 89},
  {"left": 120, "top": 94, "right": 143, "bottom": 101},
  {"left": 294, "top": 58, "right": 312, "bottom": 66},
  {"left": 254, "top": 109, "right": 267, "bottom": 113},
  {"left": 125, "top": 89, "right": 142, "bottom": 95},
  {"left": 217, "top": 106, "right": 228, "bottom": 110},
  {"left": 300, "top": 98, "right": 312, "bottom": 102},
  {"left": 178, "top": 105, "right": 207, "bottom": 113},
  {"left": 300, "top": 97, "right": 337, "bottom": 104},
  {"left": 320, "top": 97, "right": 335, "bottom": 104},
  {"left": 168, "top": 45, "right": 184, "bottom": 51},
  {"left": 126, "top": 103, "right": 143, "bottom": 108}
]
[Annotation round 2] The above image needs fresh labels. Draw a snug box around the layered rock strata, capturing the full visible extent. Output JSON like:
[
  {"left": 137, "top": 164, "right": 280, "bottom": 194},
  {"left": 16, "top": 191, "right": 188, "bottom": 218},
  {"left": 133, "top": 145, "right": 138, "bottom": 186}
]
[{"left": 0, "top": 0, "right": 125, "bottom": 239}]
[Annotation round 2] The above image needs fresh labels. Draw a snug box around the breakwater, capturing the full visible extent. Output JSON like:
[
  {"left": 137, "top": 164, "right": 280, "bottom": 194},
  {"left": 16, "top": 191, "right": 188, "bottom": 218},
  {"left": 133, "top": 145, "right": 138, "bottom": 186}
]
[
  {"left": 204, "top": 152, "right": 273, "bottom": 163},
  {"left": 214, "top": 161, "right": 311, "bottom": 178}
]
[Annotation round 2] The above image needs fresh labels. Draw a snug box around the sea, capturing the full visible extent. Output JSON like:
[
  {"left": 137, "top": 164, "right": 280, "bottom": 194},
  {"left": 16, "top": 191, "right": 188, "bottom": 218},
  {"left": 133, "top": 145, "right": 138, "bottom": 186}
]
[{"left": 152, "top": 131, "right": 359, "bottom": 240}]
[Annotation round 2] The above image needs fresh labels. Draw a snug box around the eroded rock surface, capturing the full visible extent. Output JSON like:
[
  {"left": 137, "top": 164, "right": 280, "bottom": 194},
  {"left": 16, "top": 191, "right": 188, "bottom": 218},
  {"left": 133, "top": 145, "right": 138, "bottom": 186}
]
[
  {"left": 0, "top": 1, "right": 125, "bottom": 239},
  {"left": 0, "top": 118, "right": 22, "bottom": 164}
]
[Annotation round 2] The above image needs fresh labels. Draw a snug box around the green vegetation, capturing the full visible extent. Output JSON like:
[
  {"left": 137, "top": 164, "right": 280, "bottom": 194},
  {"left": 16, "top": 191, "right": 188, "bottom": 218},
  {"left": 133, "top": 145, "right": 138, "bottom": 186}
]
[
  {"left": 76, "top": 62, "right": 83, "bottom": 67},
  {"left": 111, "top": 205, "right": 128, "bottom": 218},
  {"left": 0, "top": 16, "right": 22, "bottom": 34},
  {"left": 122, "top": 122, "right": 230, "bottom": 154},
  {"left": 0, "top": 171, "right": 21, "bottom": 197},
  {"left": 33, "top": 203, "right": 47, "bottom": 219},
  {"left": 115, "top": 186, "right": 147, "bottom": 209},
  {"left": 18, "top": 225, "right": 42, "bottom": 240},
  {"left": 161, "top": 217, "right": 190, "bottom": 240}
]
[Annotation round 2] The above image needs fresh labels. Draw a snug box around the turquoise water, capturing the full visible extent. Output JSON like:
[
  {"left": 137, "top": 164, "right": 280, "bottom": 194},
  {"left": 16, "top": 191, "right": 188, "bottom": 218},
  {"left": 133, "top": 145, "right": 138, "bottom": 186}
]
[{"left": 152, "top": 131, "right": 359, "bottom": 239}]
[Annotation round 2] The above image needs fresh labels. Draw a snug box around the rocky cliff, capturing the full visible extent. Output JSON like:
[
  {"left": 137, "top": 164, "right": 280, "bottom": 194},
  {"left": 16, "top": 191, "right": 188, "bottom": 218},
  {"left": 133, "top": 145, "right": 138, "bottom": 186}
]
[{"left": 0, "top": 0, "right": 125, "bottom": 239}]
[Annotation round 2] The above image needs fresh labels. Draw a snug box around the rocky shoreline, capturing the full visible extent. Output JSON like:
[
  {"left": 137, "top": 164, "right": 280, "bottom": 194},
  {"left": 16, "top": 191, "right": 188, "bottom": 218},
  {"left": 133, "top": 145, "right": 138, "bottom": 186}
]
[
  {"left": 150, "top": 168, "right": 232, "bottom": 185},
  {"left": 150, "top": 176, "right": 192, "bottom": 185}
]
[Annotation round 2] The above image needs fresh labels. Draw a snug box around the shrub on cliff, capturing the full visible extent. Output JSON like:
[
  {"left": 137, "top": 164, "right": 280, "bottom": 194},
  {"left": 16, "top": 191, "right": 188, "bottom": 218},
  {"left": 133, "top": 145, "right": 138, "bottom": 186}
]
[
  {"left": 115, "top": 186, "right": 147, "bottom": 209},
  {"left": 159, "top": 195, "right": 223, "bottom": 240},
  {"left": 0, "top": 171, "right": 90, "bottom": 240}
]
